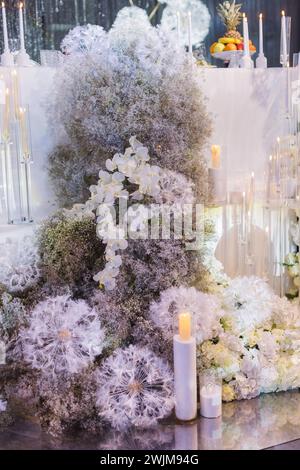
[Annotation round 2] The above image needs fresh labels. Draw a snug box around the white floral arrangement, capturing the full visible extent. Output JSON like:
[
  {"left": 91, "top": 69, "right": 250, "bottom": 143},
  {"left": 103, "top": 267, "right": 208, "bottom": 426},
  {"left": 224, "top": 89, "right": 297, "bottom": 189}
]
[
  {"left": 150, "top": 276, "right": 300, "bottom": 403},
  {"left": 76, "top": 136, "right": 194, "bottom": 291},
  {"left": 197, "top": 277, "right": 300, "bottom": 401}
]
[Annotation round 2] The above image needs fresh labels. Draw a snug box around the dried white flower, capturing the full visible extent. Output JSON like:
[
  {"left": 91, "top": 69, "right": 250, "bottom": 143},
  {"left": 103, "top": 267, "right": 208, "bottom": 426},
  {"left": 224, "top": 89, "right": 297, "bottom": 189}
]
[
  {"left": 61, "top": 24, "right": 106, "bottom": 55},
  {"left": 95, "top": 345, "right": 174, "bottom": 430},
  {"left": 0, "top": 235, "right": 40, "bottom": 293},
  {"left": 150, "top": 286, "right": 223, "bottom": 344},
  {"left": 21, "top": 295, "right": 105, "bottom": 378}
]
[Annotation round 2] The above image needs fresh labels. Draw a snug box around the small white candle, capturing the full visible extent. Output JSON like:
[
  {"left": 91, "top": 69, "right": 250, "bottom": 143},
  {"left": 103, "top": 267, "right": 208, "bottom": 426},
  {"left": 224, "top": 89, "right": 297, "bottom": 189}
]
[
  {"left": 281, "top": 10, "right": 287, "bottom": 66},
  {"left": 259, "top": 13, "right": 264, "bottom": 55},
  {"left": 173, "top": 313, "right": 197, "bottom": 421},
  {"left": 243, "top": 13, "right": 250, "bottom": 57},
  {"left": 188, "top": 11, "right": 192, "bottom": 55},
  {"left": 200, "top": 384, "right": 222, "bottom": 419},
  {"left": 176, "top": 11, "right": 181, "bottom": 45},
  {"left": 19, "top": 2, "right": 25, "bottom": 52},
  {"left": 1, "top": 2, "right": 9, "bottom": 52}
]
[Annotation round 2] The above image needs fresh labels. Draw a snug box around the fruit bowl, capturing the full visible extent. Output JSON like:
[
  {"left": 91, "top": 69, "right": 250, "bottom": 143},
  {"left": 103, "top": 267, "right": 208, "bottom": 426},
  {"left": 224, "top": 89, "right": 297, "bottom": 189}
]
[{"left": 212, "top": 50, "right": 256, "bottom": 61}]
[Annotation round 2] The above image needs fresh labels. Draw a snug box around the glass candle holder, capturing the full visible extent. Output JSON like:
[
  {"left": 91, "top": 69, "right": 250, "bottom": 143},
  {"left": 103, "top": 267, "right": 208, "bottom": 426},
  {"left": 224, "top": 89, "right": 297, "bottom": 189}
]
[{"left": 199, "top": 370, "right": 222, "bottom": 419}]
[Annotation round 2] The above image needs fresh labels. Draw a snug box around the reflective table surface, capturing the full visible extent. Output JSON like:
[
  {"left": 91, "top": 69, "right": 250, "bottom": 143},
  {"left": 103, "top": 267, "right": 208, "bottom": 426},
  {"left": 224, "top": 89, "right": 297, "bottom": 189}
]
[{"left": 1, "top": 390, "right": 300, "bottom": 450}]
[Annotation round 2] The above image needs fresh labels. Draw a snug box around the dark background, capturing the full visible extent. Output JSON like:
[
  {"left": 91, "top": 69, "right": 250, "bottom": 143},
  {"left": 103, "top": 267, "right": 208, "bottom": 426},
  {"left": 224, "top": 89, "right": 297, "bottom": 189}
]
[{"left": 1, "top": 0, "right": 300, "bottom": 66}]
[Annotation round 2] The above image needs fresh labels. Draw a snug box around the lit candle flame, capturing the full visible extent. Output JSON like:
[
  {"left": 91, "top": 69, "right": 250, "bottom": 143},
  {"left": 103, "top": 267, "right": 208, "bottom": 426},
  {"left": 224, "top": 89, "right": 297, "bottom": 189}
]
[
  {"left": 20, "top": 2, "right": 23, "bottom": 9},
  {"left": 2, "top": 2, "right": 5, "bottom": 8},
  {"left": 282, "top": 10, "right": 285, "bottom": 17},
  {"left": 259, "top": 13, "right": 263, "bottom": 19}
]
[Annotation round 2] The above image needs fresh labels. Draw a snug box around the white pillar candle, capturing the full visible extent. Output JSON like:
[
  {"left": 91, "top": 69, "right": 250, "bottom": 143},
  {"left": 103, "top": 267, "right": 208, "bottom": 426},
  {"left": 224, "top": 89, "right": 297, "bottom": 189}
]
[
  {"left": 188, "top": 11, "right": 192, "bottom": 55},
  {"left": 281, "top": 10, "right": 287, "bottom": 66},
  {"left": 1, "top": 2, "right": 9, "bottom": 52},
  {"left": 208, "top": 168, "right": 227, "bottom": 204},
  {"left": 173, "top": 313, "right": 197, "bottom": 421},
  {"left": 19, "top": 2, "right": 25, "bottom": 51},
  {"left": 243, "top": 13, "right": 250, "bottom": 57},
  {"left": 200, "top": 384, "right": 222, "bottom": 419}
]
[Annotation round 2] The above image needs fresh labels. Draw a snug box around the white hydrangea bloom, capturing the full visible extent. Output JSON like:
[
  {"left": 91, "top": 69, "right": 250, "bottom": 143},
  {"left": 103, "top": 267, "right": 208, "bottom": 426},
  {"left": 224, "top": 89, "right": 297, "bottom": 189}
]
[
  {"left": 222, "top": 277, "right": 276, "bottom": 336},
  {"left": 21, "top": 295, "right": 105, "bottom": 378},
  {"left": 95, "top": 345, "right": 174, "bottom": 429},
  {"left": 0, "top": 236, "right": 40, "bottom": 293},
  {"left": 150, "top": 286, "right": 223, "bottom": 344},
  {"left": 271, "top": 296, "right": 300, "bottom": 329}
]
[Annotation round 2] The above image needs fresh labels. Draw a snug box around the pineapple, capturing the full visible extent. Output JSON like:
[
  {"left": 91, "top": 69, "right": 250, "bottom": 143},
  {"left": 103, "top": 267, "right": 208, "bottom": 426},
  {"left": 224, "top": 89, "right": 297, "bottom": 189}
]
[{"left": 217, "top": 1, "right": 243, "bottom": 40}]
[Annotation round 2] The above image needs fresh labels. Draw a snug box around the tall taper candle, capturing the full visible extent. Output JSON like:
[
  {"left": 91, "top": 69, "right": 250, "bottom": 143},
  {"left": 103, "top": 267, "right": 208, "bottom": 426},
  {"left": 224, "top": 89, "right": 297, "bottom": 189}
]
[
  {"left": 188, "top": 11, "right": 192, "bottom": 55},
  {"left": 243, "top": 13, "right": 250, "bottom": 57},
  {"left": 259, "top": 13, "right": 263, "bottom": 55},
  {"left": 1, "top": 2, "right": 9, "bottom": 52},
  {"left": 173, "top": 313, "right": 197, "bottom": 421},
  {"left": 281, "top": 11, "right": 287, "bottom": 66},
  {"left": 256, "top": 13, "right": 267, "bottom": 68},
  {"left": 19, "top": 2, "right": 25, "bottom": 51}
]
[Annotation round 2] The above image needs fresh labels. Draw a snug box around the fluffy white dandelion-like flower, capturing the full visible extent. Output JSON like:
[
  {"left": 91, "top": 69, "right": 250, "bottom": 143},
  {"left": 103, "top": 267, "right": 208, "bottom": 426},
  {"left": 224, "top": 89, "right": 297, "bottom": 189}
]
[
  {"left": 160, "top": 0, "right": 211, "bottom": 47},
  {"left": 95, "top": 345, "right": 174, "bottom": 430},
  {"left": 150, "top": 286, "right": 223, "bottom": 344},
  {"left": 109, "top": 6, "right": 152, "bottom": 44},
  {"left": 21, "top": 295, "right": 105, "bottom": 378},
  {"left": 0, "top": 236, "right": 40, "bottom": 293}
]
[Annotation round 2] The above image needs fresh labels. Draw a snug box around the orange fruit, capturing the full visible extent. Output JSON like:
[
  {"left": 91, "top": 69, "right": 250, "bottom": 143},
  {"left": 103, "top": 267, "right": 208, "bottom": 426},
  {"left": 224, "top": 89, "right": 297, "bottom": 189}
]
[
  {"left": 224, "top": 43, "right": 237, "bottom": 51},
  {"left": 210, "top": 42, "right": 218, "bottom": 54},
  {"left": 249, "top": 44, "right": 256, "bottom": 52}
]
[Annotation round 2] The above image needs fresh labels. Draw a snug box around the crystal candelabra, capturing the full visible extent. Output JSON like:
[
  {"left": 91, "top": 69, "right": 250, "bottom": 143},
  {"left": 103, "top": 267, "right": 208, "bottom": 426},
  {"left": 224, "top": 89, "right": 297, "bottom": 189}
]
[{"left": 0, "top": 69, "right": 33, "bottom": 225}]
